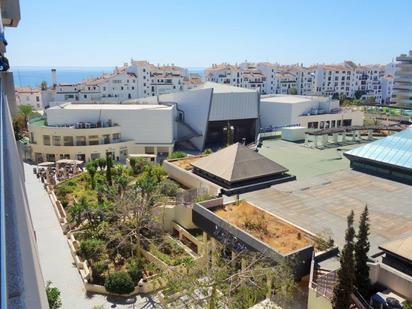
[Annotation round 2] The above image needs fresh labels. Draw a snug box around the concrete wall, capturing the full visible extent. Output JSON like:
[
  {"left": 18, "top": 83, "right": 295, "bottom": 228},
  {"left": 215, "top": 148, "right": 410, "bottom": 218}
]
[
  {"left": 163, "top": 160, "right": 221, "bottom": 196},
  {"left": 298, "top": 110, "right": 364, "bottom": 128},
  {"left": 46, "top": 104, "right": 175, "bottom": 144},
  {"left": 209, "top": 91, "right": 259, "bottom": 121},
  {"left": 193, "top": 200, "right": 314, "bottom": 279},
  {"left": 157, "top": 88, "right": 213, "bottom": 150},
  {"left": 260, "top": 101, "right": 293, "bottom": 129},
  {"left": 2, "top": 76, "right": 49, "bottom": 308},
  {"left": 369, "top": 262, "right": 412, "bottom": 300},
  {"left": 307, "top": 288, "right": 333, "bottom": 309}
]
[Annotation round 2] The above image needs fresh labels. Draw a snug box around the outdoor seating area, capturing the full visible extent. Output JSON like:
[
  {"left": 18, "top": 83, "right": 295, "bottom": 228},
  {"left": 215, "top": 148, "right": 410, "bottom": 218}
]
[{"left": 34, "top": 159, "right": 84, "bottom": 186}]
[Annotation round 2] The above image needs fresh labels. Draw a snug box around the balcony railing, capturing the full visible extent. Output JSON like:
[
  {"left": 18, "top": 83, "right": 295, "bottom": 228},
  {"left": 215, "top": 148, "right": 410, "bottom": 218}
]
[{"left": 0, "top": 77, "right": 8, "bottom": 309}]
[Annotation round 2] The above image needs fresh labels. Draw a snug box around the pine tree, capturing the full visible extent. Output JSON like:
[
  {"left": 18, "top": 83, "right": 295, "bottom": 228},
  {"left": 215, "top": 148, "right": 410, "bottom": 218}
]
[
  {"left": 332, "top": 210, "right": 355, "bottom": 309},
  {"left": 354, "top": 205, "right": 370, "bottom": 297}
]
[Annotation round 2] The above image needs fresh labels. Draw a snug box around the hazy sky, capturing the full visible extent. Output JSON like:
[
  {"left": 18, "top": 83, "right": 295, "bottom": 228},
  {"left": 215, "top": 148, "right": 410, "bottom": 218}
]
[{"left": 7, "top": 0, "right": 412, "bottom": 68}]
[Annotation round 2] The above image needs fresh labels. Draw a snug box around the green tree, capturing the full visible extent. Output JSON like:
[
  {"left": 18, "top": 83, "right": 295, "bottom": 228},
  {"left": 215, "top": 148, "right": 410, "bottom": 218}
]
[
  {"left": 105, "top": 152, "right": 113, "bottom": 186},
  {"left": 40, "top": 80, "right": 48, "bottom": 90},
  {"left": 79, "top": 239, "right": 106, "bottom": 263},
  {"left": 18, "top": 104, "right": 34, "bottom": 130},
  {"left": 332, "top": 210, "right": 355, "bottom": 309},
  {"left": 86, "top": 160, "right": 97, "bottom": 189},
  {"left": 288, "top": 87, "right": 298, "bottom": 95},
  {"left": 163, "top": 252, "right": 295, "bottom": 308},
  {"left": 354, "top": 205, "right": 370, "bottom": 297},
  {"left": 97, "top": 157, "right": 106, "bottom": 170},
  {"left": 68, "top": 196, "right": 91, "bottom": 226},
  {"left": 46, "top": 281, "right": 62, "bottom": 309}
]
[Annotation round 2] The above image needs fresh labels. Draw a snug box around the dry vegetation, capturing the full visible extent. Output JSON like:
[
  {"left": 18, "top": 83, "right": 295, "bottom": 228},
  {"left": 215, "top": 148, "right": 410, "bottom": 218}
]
[
  {"left": 214, "top": 201, "right": 313, "bottom": 254},
  {"left": 170, "top": 156, "right": 202, "bottom": 170}
]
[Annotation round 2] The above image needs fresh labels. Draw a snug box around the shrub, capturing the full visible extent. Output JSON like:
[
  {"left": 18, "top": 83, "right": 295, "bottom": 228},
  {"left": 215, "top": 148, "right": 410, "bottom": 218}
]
[
  {"left": 314, "top": 232, "right": 335, "bottom": 251},
  {"left": 98, "top": 157, "right": 107, "bottom": 170},
  {"left": 168, "top": 151, "right": 186, "bottom": 160},
  {"left": 79, "top": 239, "right": 106, "bottom": 262},
  {"left": 158, "top": 179, "right": 179, "bottom": 197},
  {"left": 104, "top": 272, "right": 134, "bottom": 294},
  {"left": 46, "top": 281, "right": 62, "bottom": 309},
  {"left": 91, "top": 260, "right": 108, "bottom": 285},
  {"left": 127, "top": 260, "right": 143, "bottom": 284},
  {"left": 202, "top": 148, "right": 213, "bottom": 155}
]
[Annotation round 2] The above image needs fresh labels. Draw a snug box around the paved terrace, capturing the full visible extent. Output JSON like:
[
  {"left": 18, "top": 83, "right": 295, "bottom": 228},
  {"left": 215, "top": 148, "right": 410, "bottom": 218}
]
[{"left": 243, "top": 169, "right": 412, "bottom": 255}]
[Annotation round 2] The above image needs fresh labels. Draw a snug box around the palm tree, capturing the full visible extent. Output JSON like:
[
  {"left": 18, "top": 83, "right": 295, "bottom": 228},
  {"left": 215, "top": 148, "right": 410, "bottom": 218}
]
[{"left": 18, "top": 104, "right": 34, "bottom": 131}]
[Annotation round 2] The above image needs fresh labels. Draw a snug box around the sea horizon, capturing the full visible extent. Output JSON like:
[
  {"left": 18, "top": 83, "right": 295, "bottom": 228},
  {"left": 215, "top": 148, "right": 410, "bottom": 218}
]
[{"left": 12, "top": 66, "right": 205, "bottom": 87}]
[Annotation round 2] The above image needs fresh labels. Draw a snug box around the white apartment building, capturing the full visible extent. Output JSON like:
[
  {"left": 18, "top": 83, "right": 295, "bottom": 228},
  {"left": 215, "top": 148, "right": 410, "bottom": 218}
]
[
  {"left": 15, "top": 87, "right": 43, "bottom": 110},
  {"left": 206, "top": 61, "right": 395, "bottom": 102},
  {"left": 205, "top": 63, "right": 265, "bottom": 92},
  {"left": 392, "top": 50, "right": 412, "bottom": 107},
  {"left": 48, "top": 60, "right": 201, "bottom": 106}
]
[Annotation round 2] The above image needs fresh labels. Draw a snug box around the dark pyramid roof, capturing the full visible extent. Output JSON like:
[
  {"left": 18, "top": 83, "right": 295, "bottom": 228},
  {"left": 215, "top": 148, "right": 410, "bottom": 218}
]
[{"left": 191, "top": 143, "right": 288, "bottom": 183}]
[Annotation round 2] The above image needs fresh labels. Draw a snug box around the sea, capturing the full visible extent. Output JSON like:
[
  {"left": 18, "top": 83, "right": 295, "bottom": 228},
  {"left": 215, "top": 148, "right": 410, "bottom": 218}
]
[{"left": 12, "top": 66, "right": 205, "bottom": 88}]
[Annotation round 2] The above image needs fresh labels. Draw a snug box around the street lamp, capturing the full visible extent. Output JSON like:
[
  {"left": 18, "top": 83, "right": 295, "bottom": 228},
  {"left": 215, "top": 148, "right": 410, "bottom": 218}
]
[{"left": 223, "top": 121, "right": 234, "bottom": 146}]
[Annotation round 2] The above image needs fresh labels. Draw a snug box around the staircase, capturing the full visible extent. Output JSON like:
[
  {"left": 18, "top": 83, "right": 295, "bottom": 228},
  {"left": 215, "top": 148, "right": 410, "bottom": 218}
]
[
  {"left": 312, "top": 268, "right": 337, "bottom": 300},
  {"left": 176, "top": 120, "right": 202, "bottom": 142}
]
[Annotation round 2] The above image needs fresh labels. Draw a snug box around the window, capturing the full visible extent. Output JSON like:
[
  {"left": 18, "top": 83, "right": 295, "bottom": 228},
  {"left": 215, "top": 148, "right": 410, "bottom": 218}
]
[
  {"left": 52, "top": 136, "right": 61, "bottom": 146},
  {"left": 46, "top": 154, "right": 55, "bottom": 162},
  {"left": 112, "top": 133, "right": 120, "bottom": 142},
  {"left": 102, "top": 134, "right": 110, "bottom": 144},
  {"left": 63, "top": 136, "right": 74, "bottom": 146},
  {"left": 76, "top": 136, "right": 86, "bottom": 146},
  {"left": 36, "top": 96, "right": 40, "bottom": 102},
  {"left": 89, "top": 135, "right": 99, "bottom": 146},
  {"left": 91, "top": 153, "right": 100, "bottom": 160},
  {"left": 43, "top": 135, "right": 51, "bottom": 146},
  {"left": 84, "top": 95, "right": 87, "bottom": 99}
]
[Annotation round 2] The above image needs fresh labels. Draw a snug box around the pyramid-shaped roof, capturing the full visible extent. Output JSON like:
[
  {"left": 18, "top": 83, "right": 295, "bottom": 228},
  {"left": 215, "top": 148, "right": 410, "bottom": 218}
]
[
  {"left": 379, "top": 236, "right": 412, "bottom": 262},
  {"left": 192, "top": 143, "right": 288, "bottom": 183},
  {"left": 344, "top": 127, "right": 412, "bottom": 171}
]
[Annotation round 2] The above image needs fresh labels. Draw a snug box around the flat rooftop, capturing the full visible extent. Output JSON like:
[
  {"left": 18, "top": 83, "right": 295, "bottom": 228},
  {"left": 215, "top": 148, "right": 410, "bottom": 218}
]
[
  {"left": 242, "top": 168, "right": 412, "bottom": 255},
  {"left": 257, "top": 138, "right": 369, "bottom": 180},
  {"left": 199, "top": 82, "right": 257, "bottom": 93},
  {"left": 49, "top": 102, "right": 173, "bottom": 111},
  {"left": 261, "top": 95, "right": 329, "bottom": 104},
  {"left": 242, "top": 138, "right": 412, "bottom": 254}
]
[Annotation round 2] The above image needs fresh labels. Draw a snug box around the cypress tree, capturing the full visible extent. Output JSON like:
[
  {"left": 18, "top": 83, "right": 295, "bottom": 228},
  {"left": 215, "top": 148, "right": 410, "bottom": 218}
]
[
  {"left": 106, "top": 152, "right": 113, "bottom": 186},
  {"left": 354, "top": 205, "right": 370, "bottom": 297},
  {"left": 332, "top": 210, "right": 355, "bottom": 309}
]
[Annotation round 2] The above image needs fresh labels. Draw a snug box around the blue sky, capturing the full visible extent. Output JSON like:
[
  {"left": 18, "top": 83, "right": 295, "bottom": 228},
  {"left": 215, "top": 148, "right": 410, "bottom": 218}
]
[{"left": 7, "top": 0, "right": 412, "bottom": 68}]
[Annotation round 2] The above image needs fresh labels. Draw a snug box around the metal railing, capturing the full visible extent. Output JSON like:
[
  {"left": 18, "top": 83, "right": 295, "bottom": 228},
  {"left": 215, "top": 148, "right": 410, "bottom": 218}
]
[{"left": 0, "top": 79, "right": 8, "bottom": 309}]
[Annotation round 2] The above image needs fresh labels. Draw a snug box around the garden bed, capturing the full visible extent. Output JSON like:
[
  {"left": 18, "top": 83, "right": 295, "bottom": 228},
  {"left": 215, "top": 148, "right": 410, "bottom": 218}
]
[
  {"left": 213, "top": 200, "right": 313, "bottom": 255},
  {"left": 143, "top": 235, "right": 196, "bottom": 267},
  {"left": 169, "top": 156, "right": 203, "bottom": 170}
]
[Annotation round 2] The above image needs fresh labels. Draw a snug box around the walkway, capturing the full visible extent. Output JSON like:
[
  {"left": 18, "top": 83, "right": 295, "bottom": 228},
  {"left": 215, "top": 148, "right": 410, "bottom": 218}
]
[{"left": 24, "top": 163, "right": 159, "bottom": 309}]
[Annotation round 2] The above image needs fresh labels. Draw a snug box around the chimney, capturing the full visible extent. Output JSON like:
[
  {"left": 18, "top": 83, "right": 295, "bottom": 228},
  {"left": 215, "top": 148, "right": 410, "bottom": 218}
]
[{"left": 51, "top": 68, "right": 57, "bottom": 88}]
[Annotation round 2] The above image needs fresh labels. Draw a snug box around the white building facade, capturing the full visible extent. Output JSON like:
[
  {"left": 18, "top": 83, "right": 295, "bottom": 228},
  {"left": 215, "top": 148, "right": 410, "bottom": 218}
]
[
  {"left": 48, "top": 61, "right": 202, "bottom": 106},
  {"left": 392, "top": 50, "right": 412, "bottom": 107},
  {"left": 206, "top": 61, "right": 395, "bottom": 102}
]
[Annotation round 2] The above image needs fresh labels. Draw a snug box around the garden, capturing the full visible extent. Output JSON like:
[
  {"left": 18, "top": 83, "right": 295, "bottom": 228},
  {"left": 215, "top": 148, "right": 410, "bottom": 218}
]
[{"left": 53, "top": 154, "right": 198, "bottom": 295}]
